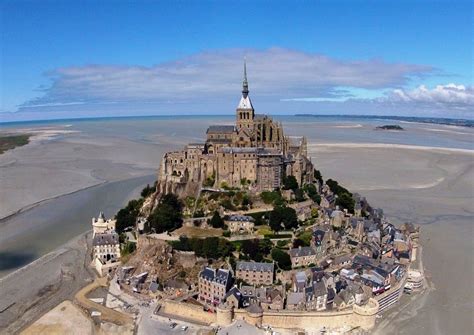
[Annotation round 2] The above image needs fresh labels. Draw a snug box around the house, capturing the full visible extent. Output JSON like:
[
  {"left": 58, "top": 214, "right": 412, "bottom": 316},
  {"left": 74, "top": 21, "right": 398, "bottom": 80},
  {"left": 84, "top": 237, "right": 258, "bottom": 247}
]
[
  {"left": 332, "top": 253, "right": 352, "bottom": 268},
  {"left": 224, "top": 286, "right": 243, "bottom": 308},
  {"left": 289, "top": 246, "right": 318, "bottom": 268},
  {"left": 311, "top": 227, "right": 334, "bottom": 256},
  {"left": 305, "top": 280, "right": 327, "bottom": 311},
  {"left": 198, "top": 267, "right": 233, "bottom": 306},
  {"left": 92, "top": 232, "right": 121, "bottom": 276},
  {"left": 330, "top": 207, "right": 345, "bottom": 227},
  {"left": 225, "top": 215, "right": 255, "bottom": 234},
  {"left": 326, "top": 287, "right": 336, "bottom": 309},
  {"left": 340, "top": 268, "right": 358, "bottom": 280},
  {"left": 256, "top": 286, "right": 285, "bottom": 310},
  {"left": 239, "top": 285, "right": 256, "bottom": 307},
  {"left": 292, "top": 271, "right": 307, "bottom": 292},
  {"left": 164, "top": 279, "right": 188, "bottom": 297},
  {"left": 286, "top": 292, "right": 305, "bottom": 310},
  {"left": 236, "top": 261, "right": 274, "bottom": 285}
]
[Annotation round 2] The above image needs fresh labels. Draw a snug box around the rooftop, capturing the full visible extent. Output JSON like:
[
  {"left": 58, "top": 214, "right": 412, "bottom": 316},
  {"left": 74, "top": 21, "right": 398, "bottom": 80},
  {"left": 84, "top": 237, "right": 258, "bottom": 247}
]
[
  {"left": 206, "top": 125, "right": 236, "bottom": 134},
  {"left": 236, "top": 261, "right": 274, "bottom": 273}
]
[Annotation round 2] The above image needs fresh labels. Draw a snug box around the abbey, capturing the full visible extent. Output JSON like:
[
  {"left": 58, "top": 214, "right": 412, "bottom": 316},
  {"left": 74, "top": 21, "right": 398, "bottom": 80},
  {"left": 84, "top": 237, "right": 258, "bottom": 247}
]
[{"left": 158, "top": 62, "right": 314, "bottom": 195}]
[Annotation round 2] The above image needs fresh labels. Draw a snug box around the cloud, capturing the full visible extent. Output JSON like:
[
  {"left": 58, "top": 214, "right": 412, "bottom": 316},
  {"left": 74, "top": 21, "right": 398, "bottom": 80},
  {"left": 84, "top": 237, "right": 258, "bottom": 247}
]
[
  {"left": 387, "top": 83, "right": 474, "bottom": 108},
  {"left": 21, "top": 48, "right": 433, "bottom": 109}
]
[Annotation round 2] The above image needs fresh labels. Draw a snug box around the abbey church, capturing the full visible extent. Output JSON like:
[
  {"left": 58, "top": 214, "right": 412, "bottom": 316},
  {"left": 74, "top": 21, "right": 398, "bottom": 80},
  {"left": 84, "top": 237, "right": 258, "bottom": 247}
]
[{"left": 158, "top": 62, "right": 314, "bottom": 195}]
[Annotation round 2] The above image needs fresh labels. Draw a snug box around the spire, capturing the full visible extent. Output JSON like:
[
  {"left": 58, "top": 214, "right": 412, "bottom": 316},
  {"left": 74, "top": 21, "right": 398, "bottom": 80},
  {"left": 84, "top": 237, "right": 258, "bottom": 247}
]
[{"left": 242, "top": 58, "right": 249, "bottom": 98}]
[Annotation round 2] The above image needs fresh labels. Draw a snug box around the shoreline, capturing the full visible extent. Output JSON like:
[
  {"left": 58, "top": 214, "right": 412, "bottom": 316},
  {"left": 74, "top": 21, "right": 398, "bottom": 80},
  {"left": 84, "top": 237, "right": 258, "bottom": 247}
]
[
  {"left": 0, "top": 173, "right": 157, "bottom": 278},
  {"left": 0, "top": 230, "right": 94, "bottom": 334},
  {"left": 0, "top": 180, "right": 107, "bottom": 223},
  {"left": 309, "top": 142, "right": 474, "bottom": 155},
  {"left": 0, "top": 230, "right": 90, "bottom": 284}
]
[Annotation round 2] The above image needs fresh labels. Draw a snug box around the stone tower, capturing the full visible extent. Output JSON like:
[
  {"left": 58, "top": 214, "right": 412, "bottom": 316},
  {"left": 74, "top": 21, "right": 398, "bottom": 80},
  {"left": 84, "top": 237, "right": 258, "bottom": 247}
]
[{"left": 236, "top": 59, "right": 255, "bottom": 130}]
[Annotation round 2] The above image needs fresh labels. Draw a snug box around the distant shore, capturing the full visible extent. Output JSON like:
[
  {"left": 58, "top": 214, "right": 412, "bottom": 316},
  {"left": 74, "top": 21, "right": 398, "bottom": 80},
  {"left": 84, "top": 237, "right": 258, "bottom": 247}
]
[{"left": 295, "top": 114, "right": 474, "bottom": 128}]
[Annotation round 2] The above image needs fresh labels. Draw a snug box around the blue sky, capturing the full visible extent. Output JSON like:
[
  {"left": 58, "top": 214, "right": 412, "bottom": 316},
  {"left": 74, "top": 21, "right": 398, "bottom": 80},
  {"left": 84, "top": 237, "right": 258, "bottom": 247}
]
[{"left": 1, "top": 0, "right": 472, "bottom": 121}]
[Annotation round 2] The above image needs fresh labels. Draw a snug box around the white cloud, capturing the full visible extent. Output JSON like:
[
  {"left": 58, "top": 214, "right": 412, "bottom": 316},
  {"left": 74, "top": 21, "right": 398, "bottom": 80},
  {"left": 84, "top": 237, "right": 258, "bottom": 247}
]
[
  {"left": 388, "top": 83, "right": 474, "bottom": 107},
  {"left": 22, "top": 48, "right": 432, "bottom": 108}
]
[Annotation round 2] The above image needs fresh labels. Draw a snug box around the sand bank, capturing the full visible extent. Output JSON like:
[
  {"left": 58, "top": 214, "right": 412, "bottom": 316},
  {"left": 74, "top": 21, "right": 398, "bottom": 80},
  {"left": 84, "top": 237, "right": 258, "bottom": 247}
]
[{"left": 309, "top": 142, "right": 474, "bottom": 155}]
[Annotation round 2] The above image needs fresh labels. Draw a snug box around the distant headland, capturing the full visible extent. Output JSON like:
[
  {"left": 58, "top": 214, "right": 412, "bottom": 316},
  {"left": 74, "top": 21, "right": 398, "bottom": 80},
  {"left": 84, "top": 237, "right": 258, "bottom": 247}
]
[{"left": 294, "top": 114, "right": 474, "bottom": 128}]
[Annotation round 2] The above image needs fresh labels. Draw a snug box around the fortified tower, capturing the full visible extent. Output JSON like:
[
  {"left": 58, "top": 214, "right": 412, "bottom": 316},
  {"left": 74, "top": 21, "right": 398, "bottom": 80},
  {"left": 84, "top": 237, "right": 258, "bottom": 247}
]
[{"left": 236, "top": 60, "right": 255, "bottom": 130}]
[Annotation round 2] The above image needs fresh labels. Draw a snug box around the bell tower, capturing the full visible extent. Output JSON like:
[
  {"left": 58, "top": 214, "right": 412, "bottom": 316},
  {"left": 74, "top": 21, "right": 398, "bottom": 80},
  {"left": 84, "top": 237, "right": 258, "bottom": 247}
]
[{"left": 236, "top": 59, "right": 254, "bottom": 129}]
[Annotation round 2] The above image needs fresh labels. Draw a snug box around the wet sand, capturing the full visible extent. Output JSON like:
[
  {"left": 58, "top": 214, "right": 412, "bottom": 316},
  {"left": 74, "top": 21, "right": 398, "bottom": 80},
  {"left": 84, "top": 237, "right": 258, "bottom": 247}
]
[{"left": 0, "top": 174, "right": 155, "bottom": 277}]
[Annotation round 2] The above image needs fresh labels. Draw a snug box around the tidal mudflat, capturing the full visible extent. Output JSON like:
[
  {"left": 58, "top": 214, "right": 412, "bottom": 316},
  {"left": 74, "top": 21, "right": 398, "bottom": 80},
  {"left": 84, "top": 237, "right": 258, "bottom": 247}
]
[{"left": 0, "top": 116, "right": 472, "bottom": 334}]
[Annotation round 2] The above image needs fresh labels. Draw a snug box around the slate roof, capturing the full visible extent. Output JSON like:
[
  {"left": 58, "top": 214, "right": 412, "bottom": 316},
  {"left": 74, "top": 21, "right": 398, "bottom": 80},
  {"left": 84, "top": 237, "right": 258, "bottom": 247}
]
[
  {"left": 227, "top": 215, "right": 255, "bottom": 222},
  {"left": 236, "top": 261, "right": 274, "bottom": 273},
  {"left": 333, "top": 253, "right": 352, "bottom": 265},
  {"left": 287, "top": 292, "right": 305, "bottom": 305},
  {"left": 313, "top": 280, "right": 327, "bottom": 297},
  {"left": 221, "top": 147, "right": 259, "bottom": 154},
  {"left": 199, "top": 267, "right": 232, "bottom": 286},
  {"left": 93, "top": 232, "right": 119, "bottom": 246},
  {"left": 313, "top": 229, "right": 326, "bottom": 246},
  {"left": 206, "top": 125, "right": 236, "bottom": 134},
  {"left": 289, "top": 246, "right": 316, "bottom": 258},
  {"left": 240, "top": 285, "right": 256, "bottom": 297},
  {"left": 224, "top": 286, "right": 242, "bottom": 302},
  {"left": 326, "top": 287, "right": 336, "bottom": 301}
]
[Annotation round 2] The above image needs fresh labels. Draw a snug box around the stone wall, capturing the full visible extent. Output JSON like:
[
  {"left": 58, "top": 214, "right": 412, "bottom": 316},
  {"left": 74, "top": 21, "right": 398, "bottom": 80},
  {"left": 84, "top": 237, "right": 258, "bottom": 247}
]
[
  {"left": 162, "top": 298, "right": 378, "bottom": 332},
  {"left": 233, "top": 299, "right": 378, "bottom": 331},
  {"left": 161, "top": 300, "right": 216, "bottom": 325}
]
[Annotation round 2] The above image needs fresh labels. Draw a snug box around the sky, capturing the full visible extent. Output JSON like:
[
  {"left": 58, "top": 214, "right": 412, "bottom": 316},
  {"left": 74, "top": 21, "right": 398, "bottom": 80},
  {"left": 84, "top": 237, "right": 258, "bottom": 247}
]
[{"left": 0, "top": 0, "right": 472, "bottom": 122}]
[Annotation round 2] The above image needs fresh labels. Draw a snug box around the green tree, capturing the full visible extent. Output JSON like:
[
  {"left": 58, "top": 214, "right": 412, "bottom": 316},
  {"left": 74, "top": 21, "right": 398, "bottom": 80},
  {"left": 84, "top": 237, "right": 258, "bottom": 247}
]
[
  {"left": 336, "top": 192, "right": 355, "bottom": 213},
  {"left": 314, "top": 169, "right": 324, "bottom": 185},
  {"left": 303, "top": 184, "right": 321, "bottom": 204},
  {"left": 141, "top": 183, "right": 156, "bottom": 198},
  {"left": 260, "top": 191, "right": 283, "bottom": 205},
  {"left": 269, "top": 205, "right": 298, "bottom": 232},
  {"left": 271, "top": 248, "right": 292, "bottom": 270},
  {"left": 294, "top": 188, "right": 306, "bottom": 202},
  {"left": 282, "top": 175, "right": 299, "bottom": 191},
  {"left": 148, "top": 193, "right": 183, "bottom": 233},
  {"left": 115, "top": 199, "right": 143, "bottom": 233},
  {"left": 209, "top": 211, "right": 225, "bottom": 228}
]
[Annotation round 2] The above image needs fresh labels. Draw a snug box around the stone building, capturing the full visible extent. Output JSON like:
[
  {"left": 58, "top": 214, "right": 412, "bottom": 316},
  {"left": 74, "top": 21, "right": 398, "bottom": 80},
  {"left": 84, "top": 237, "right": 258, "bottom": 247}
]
[
  {"left": 289, "top": 246, "right": 318, "bottom": 268},
  {"left": 225, "top": 215, "right": 255, "bottom": 234},
  {"left": 92, "top": 211, "right": 116, "bottom": 237},
  {"left": 157, "top": 62, "right": 314, "bottom": 196},
  {"left": 236, "top": 261, "right": 274, "bottom": 285},
  {"left": 198, "top": 267, "right": 233, "bottom": 307},
  {"left": 92, "top": 231, "right": 121, "bottom": 276}
]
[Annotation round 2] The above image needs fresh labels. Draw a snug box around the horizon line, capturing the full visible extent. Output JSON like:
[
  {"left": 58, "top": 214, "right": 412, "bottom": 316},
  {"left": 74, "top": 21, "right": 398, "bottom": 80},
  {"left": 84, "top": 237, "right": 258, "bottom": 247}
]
[{"left": 1, "top": 113, "right": 473, "bottom": 126}]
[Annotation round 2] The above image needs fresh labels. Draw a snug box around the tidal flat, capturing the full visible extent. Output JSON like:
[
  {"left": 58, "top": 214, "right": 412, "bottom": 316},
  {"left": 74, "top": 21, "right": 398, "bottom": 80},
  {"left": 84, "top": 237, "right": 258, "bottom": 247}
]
[{"left": 0, "top": 115, "right": 473, "bottom": 334}]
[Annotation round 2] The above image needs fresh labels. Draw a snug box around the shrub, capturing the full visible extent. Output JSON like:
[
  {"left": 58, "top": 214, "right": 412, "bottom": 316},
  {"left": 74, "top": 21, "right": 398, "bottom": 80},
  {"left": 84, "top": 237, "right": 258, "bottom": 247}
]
[
  {"left": 115, "top": 199, "right": 143, "bottom": 233},
  {"left": 147, "top": 194, "right": 183, "bottom": 233},
  {"left": 209, "top": 211, "right": 225, "bottom": 228},
  {"left": 141, "top": 183, "right": 156, "bottom": 198},
  {"left": 269, "top": 205, "right": 298, "bottom": 232},
  {"left": 271, "top": 248, "right": 291, "bottom": 270},
  {"left": 282, "top": 175, "right": 298, "bottom": 191},
  {"left": 260, "top": 191, "right": 283, "bottom": 205}
]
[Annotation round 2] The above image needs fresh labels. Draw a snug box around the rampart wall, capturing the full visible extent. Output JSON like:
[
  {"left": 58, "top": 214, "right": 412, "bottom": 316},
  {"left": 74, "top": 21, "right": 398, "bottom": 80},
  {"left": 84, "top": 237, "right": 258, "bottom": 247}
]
[{"left": 162, "top": 298, "right": 379, "bottom": 331}]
